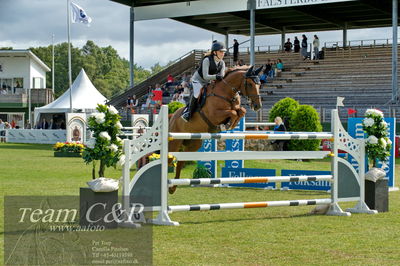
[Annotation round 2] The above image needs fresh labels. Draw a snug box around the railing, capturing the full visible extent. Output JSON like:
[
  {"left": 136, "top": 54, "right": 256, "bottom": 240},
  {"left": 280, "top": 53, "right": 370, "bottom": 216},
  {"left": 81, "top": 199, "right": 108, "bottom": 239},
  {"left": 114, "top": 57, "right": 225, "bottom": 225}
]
[
  {"left": 0, "top": 88, "right": 53, "bottom": 105},
  {"left": 324, "top": 38, "right": 400, "bottom": 49},
  {"left": 226, "top": 38, "right": 400, "bottom": 55}
]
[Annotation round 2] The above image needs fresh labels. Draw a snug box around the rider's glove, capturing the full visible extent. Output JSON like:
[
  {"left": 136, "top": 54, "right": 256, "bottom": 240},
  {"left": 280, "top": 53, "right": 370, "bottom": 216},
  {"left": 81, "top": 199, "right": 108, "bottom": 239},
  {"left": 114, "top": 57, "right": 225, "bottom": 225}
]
[{"left": 215, "top": 74, "right": 223, "bottom": 81}]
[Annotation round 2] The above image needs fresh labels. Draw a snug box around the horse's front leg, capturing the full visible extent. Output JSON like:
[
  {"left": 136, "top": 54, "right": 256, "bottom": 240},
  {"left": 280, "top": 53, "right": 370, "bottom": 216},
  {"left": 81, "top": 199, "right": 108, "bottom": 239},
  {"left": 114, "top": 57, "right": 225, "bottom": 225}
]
[{"left": 229, "top": 107, "right": 247, "bottom": 130}]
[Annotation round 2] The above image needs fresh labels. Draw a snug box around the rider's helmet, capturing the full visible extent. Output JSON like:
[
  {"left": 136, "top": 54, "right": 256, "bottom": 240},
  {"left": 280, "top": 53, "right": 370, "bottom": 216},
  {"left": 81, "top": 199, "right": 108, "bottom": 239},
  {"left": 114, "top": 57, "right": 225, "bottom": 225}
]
[{"left": 211, "top": 41, "right": 227, "bottom": 52}]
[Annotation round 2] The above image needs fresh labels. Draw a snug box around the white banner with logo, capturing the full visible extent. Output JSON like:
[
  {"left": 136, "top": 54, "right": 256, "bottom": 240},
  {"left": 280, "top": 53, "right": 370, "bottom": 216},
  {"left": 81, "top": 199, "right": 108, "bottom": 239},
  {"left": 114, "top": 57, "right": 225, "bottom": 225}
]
[{"left": 6, "top": 129, "right": 67, "bottom": 144}]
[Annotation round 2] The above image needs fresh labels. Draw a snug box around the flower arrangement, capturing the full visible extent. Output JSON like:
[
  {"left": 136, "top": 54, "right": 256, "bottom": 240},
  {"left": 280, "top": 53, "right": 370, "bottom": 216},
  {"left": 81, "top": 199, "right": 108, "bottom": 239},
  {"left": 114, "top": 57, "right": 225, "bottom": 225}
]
[
  {"left": 149, "top": 153, "right": 177, "bottom": 168},
  {"left": 53, "top": 142, "right": 85, "bottom": 153},
  {"left": 82, "top": 104, "right": 125, "bottom": 179},
  {"left": 362, "top": 109, "right": 392, "bottom": 167}
]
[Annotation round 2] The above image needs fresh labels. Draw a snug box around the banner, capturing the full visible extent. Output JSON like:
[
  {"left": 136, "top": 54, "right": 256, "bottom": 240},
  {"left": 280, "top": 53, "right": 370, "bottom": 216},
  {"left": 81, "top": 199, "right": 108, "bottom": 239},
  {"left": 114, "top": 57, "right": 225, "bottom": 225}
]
[
  {"left": 6, "top": 129, "right": 66, "bottom": 144},
  {"left": 222, "top": 168, "right": 276, "bottom": 188},
  {"left": 281, "top": 169, "right": 331, "bottom": 191}
]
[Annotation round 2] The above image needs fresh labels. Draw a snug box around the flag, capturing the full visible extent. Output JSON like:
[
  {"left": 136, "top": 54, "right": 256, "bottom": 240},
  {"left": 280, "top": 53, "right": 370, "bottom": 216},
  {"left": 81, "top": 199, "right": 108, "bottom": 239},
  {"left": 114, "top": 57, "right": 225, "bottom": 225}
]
[
  {"left": 336, "top": 96, "right": 344, "bottom": 107},
  {"left": 71, "top": 2, "right": 92, "bottom": 25},
  {"left": 347, "top": 108, "right": 357, "bottom": 115}
]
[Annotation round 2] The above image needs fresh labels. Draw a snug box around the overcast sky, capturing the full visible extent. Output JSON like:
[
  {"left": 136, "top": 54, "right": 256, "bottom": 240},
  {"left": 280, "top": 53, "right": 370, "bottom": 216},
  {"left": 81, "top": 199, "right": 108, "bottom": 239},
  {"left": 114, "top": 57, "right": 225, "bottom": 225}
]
[{"left": 0, "top": 0, "right": 396, "bottom": 68}]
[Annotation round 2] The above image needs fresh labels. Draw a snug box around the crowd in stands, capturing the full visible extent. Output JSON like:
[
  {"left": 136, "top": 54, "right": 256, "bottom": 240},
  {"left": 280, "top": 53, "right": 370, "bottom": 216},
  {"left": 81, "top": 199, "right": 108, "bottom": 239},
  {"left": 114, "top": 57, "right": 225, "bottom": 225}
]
[
  {"left": 283, "top": 34, "right": 321, "bottom": 60},
  {"left": 125, "top": 73, "right": 193, "bottom": 115},
  {"left": 260, "top": 58, "right": 284, "bottom": 85}
]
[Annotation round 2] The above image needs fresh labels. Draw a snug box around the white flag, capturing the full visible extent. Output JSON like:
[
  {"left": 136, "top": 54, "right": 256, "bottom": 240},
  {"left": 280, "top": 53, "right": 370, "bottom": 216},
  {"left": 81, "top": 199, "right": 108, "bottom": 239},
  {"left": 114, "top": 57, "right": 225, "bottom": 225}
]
[
  {"left": 71, "top": 2, "right": 92, "bottom": 25},
  {"left": 336, "top": 97, "right": 345, "bottom": 107}
]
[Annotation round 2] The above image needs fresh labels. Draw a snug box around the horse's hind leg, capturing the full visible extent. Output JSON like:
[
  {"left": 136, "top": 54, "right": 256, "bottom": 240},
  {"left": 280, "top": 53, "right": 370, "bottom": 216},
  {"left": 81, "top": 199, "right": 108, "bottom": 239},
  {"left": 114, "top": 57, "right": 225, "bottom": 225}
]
[{"left": 169, "top": 160, "right": 185, "bottom": 194}]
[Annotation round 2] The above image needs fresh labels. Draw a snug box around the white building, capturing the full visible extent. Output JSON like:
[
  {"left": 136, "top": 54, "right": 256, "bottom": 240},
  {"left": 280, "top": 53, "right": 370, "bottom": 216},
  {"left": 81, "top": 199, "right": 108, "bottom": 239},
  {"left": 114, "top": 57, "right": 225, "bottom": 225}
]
[{"left": 0, "top": 50, "right": 52, "bottom": 128}]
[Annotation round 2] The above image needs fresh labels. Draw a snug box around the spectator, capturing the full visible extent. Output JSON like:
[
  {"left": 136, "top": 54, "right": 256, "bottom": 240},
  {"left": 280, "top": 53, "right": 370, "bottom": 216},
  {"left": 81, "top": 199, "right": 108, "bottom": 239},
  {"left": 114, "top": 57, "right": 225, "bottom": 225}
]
[
  {"left": 293, "top": 36, "right": 300, "bottom": 53},
  {"left": 260, "top": 71, "right": 267, "bottom": 85},
  {"left": 154, "top": 83, "right": 162, "bottom": 91},
  {"left": 272, "top": 116, "right": 287, "bottom": 151},
  {"left": 271, "top": 60, "right": 277, "bottom": 78},
  {"left": 39, "top": 118, "right": 48, "bottom": 129},
  {"left": 233, "top": 39, "right": 239, "bottom": 63},
  {"left": 25, "top": 120, "right": 31, "bottom": 129},
  {"left": 0, "top": 119, "right": 5, "bottom": 142},
  {"left": 236, "top": 59, "right": 245, "bottom": 66},
  {"left": 301, "top": 34, "right": 308, "bottom": 60},
  {"left": 265, "top": 60, "right": 273, "bottom": 78},
  {"left": 0, "top": 87, "right": 7, "bottom": 95},
  {"left": 166, "top": 74, "right": 174, "bottom": 87},
  {"left": 276, "top": 59, "right": 284, "bottom": 77},
  {"left": 284, "top": 38, "right": 293, "bottom": 52},
  {"left": 313, "top": 35, "right": 320, "bottom": 60}
]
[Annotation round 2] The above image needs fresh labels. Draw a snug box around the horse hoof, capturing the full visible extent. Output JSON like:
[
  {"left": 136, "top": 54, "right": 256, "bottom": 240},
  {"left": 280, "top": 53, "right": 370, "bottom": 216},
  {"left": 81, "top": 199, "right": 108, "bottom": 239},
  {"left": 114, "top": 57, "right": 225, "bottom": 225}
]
[{"left": 169, "top": 186, "right": 177, "bottom": 194}]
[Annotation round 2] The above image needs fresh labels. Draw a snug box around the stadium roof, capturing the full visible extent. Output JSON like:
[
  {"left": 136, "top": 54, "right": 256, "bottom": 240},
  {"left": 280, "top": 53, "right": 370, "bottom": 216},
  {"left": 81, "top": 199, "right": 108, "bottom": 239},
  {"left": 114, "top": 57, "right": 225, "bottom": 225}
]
[{"left": 110, "top": 0, "right": 396, "bottom": 35}]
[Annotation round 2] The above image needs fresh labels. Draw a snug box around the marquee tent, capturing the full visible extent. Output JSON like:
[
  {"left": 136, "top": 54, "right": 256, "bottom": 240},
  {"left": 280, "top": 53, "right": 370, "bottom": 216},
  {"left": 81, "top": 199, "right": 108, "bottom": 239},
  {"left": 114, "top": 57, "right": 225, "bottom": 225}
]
[{"left": 34, "top": 68, "right": 108, "bottom": 123}]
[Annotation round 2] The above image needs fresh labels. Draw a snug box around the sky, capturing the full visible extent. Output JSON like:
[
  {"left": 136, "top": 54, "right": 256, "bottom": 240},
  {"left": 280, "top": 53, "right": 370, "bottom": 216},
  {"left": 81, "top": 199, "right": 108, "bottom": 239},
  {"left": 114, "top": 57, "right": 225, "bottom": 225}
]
[{"left": 0, "top": 0, "right": 396, "bottom": 68}]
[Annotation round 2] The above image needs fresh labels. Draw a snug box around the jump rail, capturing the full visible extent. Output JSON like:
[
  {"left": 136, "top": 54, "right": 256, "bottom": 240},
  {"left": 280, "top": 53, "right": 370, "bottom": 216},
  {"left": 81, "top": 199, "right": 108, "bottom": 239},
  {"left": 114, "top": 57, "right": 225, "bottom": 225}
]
[{"left": 122, "top": 105, "right": 377, "bottom": 227}]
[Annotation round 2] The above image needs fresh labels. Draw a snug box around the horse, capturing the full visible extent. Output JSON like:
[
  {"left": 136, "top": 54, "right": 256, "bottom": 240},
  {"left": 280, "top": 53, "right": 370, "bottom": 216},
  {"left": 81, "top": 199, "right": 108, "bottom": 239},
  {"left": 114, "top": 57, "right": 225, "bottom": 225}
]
[{"left": 168, "top": 65, "right": 263, "bottom": 194}]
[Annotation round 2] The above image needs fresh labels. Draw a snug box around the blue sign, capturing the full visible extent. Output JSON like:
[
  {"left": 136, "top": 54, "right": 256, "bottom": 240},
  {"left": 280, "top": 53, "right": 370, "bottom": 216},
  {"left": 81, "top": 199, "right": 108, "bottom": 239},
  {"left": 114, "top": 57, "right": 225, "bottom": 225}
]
[
  {"left": 281, "top": 169, "right": 331, "bottom": 191},
  {"left": 348, "top": 118, "right": 395, "bottom": 187},
  {"left": 197, "top": 139, "right": 217, "bottom": 178},
  {"left": 222, "top": 167, "right": 276, "bottom": 188},
  {"left": 225, "top": 118, "right": 245, "bottom": 169}
]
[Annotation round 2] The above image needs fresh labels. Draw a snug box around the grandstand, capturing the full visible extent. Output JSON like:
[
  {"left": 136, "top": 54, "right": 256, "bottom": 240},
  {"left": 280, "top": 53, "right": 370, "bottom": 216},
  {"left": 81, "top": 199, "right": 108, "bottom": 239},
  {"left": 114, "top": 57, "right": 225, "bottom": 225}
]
[{"left": 110, "top": 42, "right": 400, "bottom": 122}]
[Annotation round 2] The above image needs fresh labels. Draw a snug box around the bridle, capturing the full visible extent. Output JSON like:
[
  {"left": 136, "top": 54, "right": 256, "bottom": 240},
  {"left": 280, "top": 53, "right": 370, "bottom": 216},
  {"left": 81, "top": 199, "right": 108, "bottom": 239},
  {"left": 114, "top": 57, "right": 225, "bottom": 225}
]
[{"left": 209, "top": 73, "right": 261, "bottom": 105}]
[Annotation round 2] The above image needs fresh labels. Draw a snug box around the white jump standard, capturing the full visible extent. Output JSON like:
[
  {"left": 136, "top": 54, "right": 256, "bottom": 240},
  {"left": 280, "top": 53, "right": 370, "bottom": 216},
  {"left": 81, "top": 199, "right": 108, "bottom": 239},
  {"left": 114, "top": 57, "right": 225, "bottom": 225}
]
[{"left": 121, "top": 105, "right": 377, "bottom": 226}]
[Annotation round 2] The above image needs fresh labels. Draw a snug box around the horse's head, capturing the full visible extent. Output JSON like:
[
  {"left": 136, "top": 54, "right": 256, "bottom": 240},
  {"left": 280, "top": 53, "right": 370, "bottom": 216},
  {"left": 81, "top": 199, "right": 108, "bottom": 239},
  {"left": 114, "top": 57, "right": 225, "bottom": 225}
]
[{"left": 242, "top": 65, "right": 263, "bottom": 111}]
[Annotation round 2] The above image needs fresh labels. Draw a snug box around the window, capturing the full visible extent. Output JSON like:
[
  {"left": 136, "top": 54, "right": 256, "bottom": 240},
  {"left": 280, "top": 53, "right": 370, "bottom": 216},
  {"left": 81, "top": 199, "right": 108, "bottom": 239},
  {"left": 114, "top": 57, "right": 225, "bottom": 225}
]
[{"left": 33, "top": 77, "right": 43, "bottom": 89}]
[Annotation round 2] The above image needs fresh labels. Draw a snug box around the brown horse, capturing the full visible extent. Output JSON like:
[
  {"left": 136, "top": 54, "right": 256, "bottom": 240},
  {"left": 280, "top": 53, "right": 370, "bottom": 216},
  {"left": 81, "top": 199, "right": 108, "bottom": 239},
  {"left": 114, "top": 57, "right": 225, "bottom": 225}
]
[{"left": 168, "top": 65, "right": 263, "bottom": 194}]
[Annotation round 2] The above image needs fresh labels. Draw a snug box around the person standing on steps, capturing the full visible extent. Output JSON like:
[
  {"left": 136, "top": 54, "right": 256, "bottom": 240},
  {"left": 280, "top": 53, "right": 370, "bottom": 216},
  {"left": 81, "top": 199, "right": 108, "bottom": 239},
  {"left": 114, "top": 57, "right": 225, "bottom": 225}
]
[{"left": 181, "top": 41, "right": 226, "bottom": 122}]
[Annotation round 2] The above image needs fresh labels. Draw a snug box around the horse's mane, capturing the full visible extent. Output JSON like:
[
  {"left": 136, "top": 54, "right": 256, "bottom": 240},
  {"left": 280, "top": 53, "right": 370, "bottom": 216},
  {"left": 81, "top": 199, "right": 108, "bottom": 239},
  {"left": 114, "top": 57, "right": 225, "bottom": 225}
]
[{"left": 224, "top": 65, "right": 249, "bottom": 78}]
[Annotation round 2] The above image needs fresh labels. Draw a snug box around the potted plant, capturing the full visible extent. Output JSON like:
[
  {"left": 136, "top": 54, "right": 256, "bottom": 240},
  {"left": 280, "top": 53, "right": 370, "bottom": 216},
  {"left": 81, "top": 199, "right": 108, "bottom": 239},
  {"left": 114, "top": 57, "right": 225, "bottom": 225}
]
[
  {"left": 362, "top": 108, "right": 391, "bottom": 212},
  {"left": 53, "top": 142, "right": 85, "bottom": 157},
  {"left": 80, "top": 104, "right": 125, "bottom": 228}
]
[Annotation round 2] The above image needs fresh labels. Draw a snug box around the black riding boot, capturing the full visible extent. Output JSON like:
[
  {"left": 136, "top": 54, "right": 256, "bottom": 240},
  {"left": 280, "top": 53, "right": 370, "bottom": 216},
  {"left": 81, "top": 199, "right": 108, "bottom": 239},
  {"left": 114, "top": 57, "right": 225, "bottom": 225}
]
[{"left": 181, "top": 96, "right": 197, "bottom": 122}]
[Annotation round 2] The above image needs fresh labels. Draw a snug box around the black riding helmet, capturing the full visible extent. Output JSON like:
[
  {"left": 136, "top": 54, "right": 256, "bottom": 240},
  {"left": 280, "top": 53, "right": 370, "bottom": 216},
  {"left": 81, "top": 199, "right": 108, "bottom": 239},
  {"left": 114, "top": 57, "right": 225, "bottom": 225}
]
[{"left": 211, "top": 41, "right": 227, "bottom": 52}]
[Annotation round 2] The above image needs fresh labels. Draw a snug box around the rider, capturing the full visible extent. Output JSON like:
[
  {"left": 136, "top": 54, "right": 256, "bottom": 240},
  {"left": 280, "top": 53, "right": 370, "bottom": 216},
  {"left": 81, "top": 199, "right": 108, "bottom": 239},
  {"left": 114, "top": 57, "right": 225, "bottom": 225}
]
[{"left": 181, "top": 41, "right": 227, "bottom": 122}]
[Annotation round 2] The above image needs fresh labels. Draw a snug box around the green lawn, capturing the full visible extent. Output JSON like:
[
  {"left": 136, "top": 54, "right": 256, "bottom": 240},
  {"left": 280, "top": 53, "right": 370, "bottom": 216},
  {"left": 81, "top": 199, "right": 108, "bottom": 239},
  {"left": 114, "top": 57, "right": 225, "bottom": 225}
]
[{"left": 1, "top": 143, "right": 400, "bottom": 265}]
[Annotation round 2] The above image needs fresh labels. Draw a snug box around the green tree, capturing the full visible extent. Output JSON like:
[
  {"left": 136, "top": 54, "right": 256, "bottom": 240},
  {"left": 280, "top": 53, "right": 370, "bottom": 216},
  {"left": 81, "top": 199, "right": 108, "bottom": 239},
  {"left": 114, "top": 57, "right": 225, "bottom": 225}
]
[
  {"left": 268, "top": 97, "right": 299, "bottom": 130},
  {"left": 289, "top": 105, "right": 323, "bottom": 151}
]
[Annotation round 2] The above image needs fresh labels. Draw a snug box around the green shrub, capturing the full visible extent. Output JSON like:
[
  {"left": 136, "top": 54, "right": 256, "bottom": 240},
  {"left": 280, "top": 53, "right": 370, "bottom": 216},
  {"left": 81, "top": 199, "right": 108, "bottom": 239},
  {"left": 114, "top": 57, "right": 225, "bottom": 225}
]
[
  {"left": 289, "top": 105, "right": 322, "bottom": 151},
  {"left": 193, "top": 165, "right": 212, "bottom": 178},
  {"left": 269, "top": 97, "right": 299, "bottom": 130},
  {"left": 168, "top": 101, "right": 185, "bottom": 114}
]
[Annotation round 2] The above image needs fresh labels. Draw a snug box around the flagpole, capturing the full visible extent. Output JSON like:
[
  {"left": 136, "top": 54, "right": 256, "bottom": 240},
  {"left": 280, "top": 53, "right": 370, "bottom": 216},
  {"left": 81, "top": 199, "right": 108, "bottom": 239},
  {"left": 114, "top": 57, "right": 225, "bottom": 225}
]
[
  {"left": 67, "top": 0, "right": 73, "bottom": 113},
  {"left": 52, "top": 34, "right": 55, "bottom": 96}
]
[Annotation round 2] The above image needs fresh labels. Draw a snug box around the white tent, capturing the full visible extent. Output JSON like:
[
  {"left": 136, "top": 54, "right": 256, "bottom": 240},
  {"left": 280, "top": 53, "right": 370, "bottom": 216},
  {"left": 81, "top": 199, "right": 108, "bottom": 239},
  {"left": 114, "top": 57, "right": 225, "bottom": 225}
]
[{"left": 34, "top": 69, "right": 108, "bottom": 123}]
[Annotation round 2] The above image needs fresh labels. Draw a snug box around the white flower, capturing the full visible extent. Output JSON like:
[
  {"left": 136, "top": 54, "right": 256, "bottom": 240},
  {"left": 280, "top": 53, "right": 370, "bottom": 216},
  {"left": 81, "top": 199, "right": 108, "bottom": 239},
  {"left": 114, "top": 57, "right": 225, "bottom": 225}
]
[
  {"left": 118, "top": 154, "right": 126, "bottom": 166},
  {"left": 99, "top": 131, "right": 111, "bottom": 141},
  {"left": 116, "top": 136, "right": 122, "bottom": 142},
  {"left": 109, "top": 144, "right": 119, "bottom": 152},
  {"left": 108, "top": 105, "right": 119, "bottom": 115},
  {"left": 363, "top": 118, "right": 375, "bottom": 127},
  {"left": 379, "top": 138, "right": 387, "bottom": 149},
  {"left": 93, "top": 113, "right": 105, "bottom": 124},
  {"left": 380, "top": 121, "right": 388, "bottom": 128},
  {"left": 365, "top": 109, "right": 383, "bottom": 117},
  {"left": 86, "top": 138, "right": 96, "bottom": 149},
  {"left": 366, "top": 135, "right": 378, "bottom": 144},
  {"left": 387, "top": 138, "right": 392, "bottom": 145},
  {"left": 116, "top": 122, "right": 123, "bottom": 129}
]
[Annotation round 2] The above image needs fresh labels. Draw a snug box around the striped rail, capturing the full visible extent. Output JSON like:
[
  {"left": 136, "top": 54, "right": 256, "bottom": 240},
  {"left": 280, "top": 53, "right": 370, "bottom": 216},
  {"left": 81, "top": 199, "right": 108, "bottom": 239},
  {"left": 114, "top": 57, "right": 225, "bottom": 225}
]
[
  {"left": 168, "top": 198, "right": 332, "bottom": 212},
  {"left": 168, "top": 132, "right": 333, "bottom": 140},
  {"left": 168, "top": 175, "right": 333, "bottom": 187}
]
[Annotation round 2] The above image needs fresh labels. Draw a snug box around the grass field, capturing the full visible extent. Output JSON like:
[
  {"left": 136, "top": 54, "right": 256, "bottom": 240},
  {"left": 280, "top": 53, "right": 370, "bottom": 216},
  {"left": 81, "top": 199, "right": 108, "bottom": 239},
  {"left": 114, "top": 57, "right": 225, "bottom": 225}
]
[{"left": 1, "top": 143, "right": 400, "bottom": 265}]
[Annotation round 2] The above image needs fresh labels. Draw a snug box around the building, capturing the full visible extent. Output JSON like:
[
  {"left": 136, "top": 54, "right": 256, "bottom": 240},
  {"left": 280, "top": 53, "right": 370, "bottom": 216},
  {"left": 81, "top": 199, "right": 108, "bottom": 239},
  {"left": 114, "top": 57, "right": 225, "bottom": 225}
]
[{"left": 0, "top": 49, "right": 53, "bottom": 128}]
